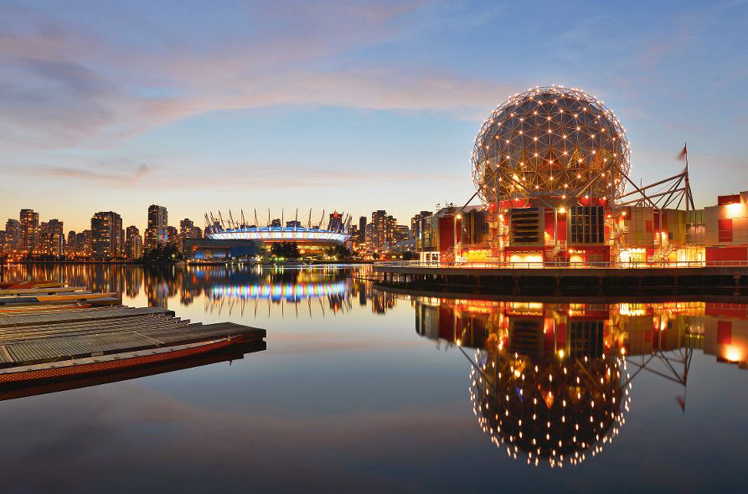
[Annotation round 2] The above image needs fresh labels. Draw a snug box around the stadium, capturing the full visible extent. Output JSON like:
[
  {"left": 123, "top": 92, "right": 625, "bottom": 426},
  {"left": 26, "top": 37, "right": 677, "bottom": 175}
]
[{"left": 186, "top": 209, "right": 352, "bottom": 261}]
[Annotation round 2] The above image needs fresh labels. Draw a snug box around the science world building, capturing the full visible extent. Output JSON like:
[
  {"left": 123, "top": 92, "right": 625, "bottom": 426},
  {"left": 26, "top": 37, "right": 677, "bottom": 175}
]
[{"left": 416, "top": 85, "right": 748, "bottom": 268}]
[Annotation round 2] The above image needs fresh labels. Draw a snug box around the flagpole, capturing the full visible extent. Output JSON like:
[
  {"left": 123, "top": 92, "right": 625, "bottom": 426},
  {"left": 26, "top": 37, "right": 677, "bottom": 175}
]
[{"left": 685, "top": 143, "right": 689, "bottom": 212}]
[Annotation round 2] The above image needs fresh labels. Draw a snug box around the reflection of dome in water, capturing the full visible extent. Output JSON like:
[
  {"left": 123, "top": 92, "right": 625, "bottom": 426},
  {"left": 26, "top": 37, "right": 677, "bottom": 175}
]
[
  {"left": 471, "top": 86, "right": 630, "bottom": 205},
  {"left": 470, "top": 350, "right": 630, "bottom": 467}
]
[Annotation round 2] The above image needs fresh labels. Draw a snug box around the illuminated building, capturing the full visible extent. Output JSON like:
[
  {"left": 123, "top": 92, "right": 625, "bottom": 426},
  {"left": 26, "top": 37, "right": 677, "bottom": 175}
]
[
  {"left": 358, "top": 216, "right": 367, "bottom": 243},
  {"left": 76, "top": 230, "right": 92, "bottom": 257},
  {"left": 166, "top": 226, "right": 178, "bottom": 246},
  {"left": 2, "top": 219, "right": 20, "bottom": 253},
  {"left": 125, "top": 225, "right": 143, "bottom": 260},
  {"left": 393, "top": 225, "right": 410, "bottom": 243},
  {"left": 369, "top": 210, "right": 395, "bottom": 251},
  {"left": 195, "top": 209, "right": 351, "bottom": 259},
  {"left": 412, "top": 85, "right": 748, "bottom": 267},
  {"left": 472, "top": 86, "right": 629, "bottom": 208},
  {"left": 179, "top": 218, "right": 201, "bottom": 252},
  {"left": 19, "top": 209, "right": 39, "bottom": 252},
  {"left": 91, "top": 211, "right": 123, "bottom": 260},
  {"left": 145, "top": 204, "right": 168, "bottom": 249},
  {"left": 411, "top": 210, "right": 432, "bottom": 249},
  {"left": 66, "top": 230, "right": 77, "bottom": 257},
  {"left": 38, "top": 219, "right": 64, "bottom": 257}
]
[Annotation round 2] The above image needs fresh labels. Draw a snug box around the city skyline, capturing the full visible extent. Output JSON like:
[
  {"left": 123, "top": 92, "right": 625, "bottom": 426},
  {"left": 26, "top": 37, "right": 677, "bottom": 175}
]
[
  {"left": 1, "top": 1, "right": 748, "bottom": 231},
  {"left": 0, "top": 202, "right": 414, "bottom": 259}
]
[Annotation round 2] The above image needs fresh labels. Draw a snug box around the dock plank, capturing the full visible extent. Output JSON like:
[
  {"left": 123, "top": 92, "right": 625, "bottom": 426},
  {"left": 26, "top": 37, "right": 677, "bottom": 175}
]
[{"left": 0, "top": 306, "right": 265, "bottom": 369}]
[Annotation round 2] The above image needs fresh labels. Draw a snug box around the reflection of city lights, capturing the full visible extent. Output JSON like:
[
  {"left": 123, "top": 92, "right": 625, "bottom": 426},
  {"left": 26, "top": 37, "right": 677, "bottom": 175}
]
[
  {"left": 210, "top": 281, "right": 347, "bottom": 302},
  {"left": 470, "top": 349, "right": 630, "bottom": 468}
]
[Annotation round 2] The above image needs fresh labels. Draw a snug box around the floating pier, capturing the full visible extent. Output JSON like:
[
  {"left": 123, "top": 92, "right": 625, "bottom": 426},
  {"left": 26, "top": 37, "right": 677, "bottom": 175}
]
[{"left": 0, "top": 282, "right": 266, "bottom": 386}]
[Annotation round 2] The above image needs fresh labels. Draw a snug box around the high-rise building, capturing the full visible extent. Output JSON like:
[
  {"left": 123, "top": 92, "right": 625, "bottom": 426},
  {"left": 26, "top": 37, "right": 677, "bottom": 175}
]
[
  {"left": 39, "top": 219, "right": 64, "bottom": 256},
  {"left": 91, "top": 211, "right": 123, "bottom": 260},
  {"left": 370, "top": 210, "right": 396, "bottom": 251},
  {"left": 411, "top": 211, "right": 433, "bottom": 238},
  {"left": 358, "top": 216, "right": 367, "bottom": 243},
  {"left": 3, "top": 219, "right": 21, "bottom": 253},
  {"left": 76, "top": 230, "right": 92, "bottom": 257},
  {"left": 364, "top": 223, "right": 374, "bottom": 249},
  {"left": 166, "top": 226, "right": 178, "bottom": 246},
  {"left": 179, "top": 218, "right": 194, "bottom": 236},
  {"left": 394, "top": 225, "right": 410, "bottom": 243},
  {"left": 19, "top": 209, "right": 39, "bottom": 252},
  {"left": 125, "top": 225, "right": 143, "bottom": 260},
  {"left": 177, "top": 219, "right": 202, "bottom": 253},
  {"left": 145, "top": 205, "right": 168, "bottom": 250},
  {"left": 66, "top": 230, "right": 77, "bottom": 257}
]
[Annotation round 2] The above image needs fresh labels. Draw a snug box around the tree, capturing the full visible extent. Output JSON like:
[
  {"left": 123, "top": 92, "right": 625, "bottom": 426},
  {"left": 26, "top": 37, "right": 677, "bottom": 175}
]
[
  {"left": 325, "top": 244, "right": 352, "bottom": 260},
  {"left": 271, "top": 242, "right": 300, "bottom": 259},
  {"left": 142, "top": 243, "right": 184, "bottom": 264}
]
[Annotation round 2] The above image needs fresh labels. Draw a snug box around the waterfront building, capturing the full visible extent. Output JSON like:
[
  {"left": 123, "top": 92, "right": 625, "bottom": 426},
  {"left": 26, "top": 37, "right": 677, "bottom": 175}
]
[
  {"left": 179, "top": 218, "right": 201, "bottom": 252},
  {"left": 91, "top": 211, "right": 123, "bottom": 260},
  {"left": 413, "top": 86, "right": 730, "bottom": 267},
  {"left": 66, "top": 230, "right": 77, "bottom": 257},
  {"left": 19, "top": 209, "right": 39, "bottom": 252},
  {"left": 2, "top": 219, "right": 21, "bottom": 253},
  {"left": 145, "top": 204, "right": 168, "bottom": 250},
  {"left": 394, "top": 225, "right": 410, "bottom": 243},
  {"left": 358, "top": 216, "right": 367, "bottom": 242},
  {"left": 38, "top": 219, "right": 64, "bottom": 257},
  {"left": 76, "top": 230, "right": 92, "bottom": 257},
  {"left": 125, "top": 225, "right": 143, "bottom": 260},
  {"left": 179, "top": 218, "right": 195, "bottom": 237},
  {"left": 410, "top": 210, "right": 433, "bottom": 248},
  {"left": 196, "top": 208, "right": 351, "bottom": 260},
  {"left": 364, "top": 223, "right": 374, "bottom": 250},
  {"left": 166, "top": 226, "right": 179, "bottom": 247},
  {"left": 370, "top": 210, "right": 396, "bottom": 251}
]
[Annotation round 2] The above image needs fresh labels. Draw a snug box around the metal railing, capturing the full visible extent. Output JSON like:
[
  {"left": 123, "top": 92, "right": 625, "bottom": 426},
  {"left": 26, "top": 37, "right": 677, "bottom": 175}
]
[{"left": 375, "top": 260, "right": 748, "bottom": 269}]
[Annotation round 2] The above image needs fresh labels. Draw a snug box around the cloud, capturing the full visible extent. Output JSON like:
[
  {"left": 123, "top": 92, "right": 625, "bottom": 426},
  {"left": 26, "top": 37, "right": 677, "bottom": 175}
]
[
  {"left": 0, "top": 1, "right": 510, "bottom": 151},
  {"left": 2, "top": 159, "right": 459, "bottom": 190},
  {"left": 5, "top": 162, "right": 153, "bottom": 186}
]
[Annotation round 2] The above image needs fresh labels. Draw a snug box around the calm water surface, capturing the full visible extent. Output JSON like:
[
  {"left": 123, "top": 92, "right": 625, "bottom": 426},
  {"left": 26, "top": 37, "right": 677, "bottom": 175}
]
[{"left": 1, "top": 264, "right": 747, "bottom": 494}]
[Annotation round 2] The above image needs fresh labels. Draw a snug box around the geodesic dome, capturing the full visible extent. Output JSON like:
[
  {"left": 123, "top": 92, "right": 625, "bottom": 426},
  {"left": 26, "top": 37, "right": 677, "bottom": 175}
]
[{"left": 471, "top": 86, "right": 630, "bottom": 206}]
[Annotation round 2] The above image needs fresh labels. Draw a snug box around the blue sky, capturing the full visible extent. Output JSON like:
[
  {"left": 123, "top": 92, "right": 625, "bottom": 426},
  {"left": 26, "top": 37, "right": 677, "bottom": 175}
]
[{"left": 1, "top": 0, "right": 747, "bottom": 232}]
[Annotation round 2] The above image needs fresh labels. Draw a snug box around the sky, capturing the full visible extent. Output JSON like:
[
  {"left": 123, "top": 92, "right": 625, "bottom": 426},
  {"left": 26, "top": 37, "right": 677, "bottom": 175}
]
[{"left": 0, "top": 0, "right": 747, "bottom": 233}]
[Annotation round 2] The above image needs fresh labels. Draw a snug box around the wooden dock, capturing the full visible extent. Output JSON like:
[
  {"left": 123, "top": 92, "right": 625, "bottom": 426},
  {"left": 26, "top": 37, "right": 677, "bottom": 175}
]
[{"left": 0, "top": 281, "right": 266, "bottom": 385}]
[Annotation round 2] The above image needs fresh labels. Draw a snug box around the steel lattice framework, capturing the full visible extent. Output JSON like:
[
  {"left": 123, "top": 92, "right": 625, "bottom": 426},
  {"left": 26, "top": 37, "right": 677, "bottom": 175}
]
[{"left": 471, "top": 86, "right": 630, "bottom": 207}]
